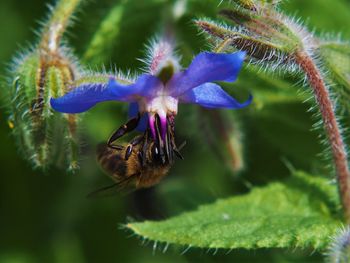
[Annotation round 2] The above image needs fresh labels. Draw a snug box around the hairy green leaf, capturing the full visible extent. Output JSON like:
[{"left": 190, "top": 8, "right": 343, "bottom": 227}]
[{"left": 127, "top": 171, "right": 341, "bottom": 250}]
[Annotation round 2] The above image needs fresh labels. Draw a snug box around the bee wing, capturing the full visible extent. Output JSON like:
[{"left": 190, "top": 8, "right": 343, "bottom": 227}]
[
  {"left": 87, "top": 183, "right": 121, "bottom": 198},
  {"left": 87, "top": 174, "right": 138, "bottom": 198}
]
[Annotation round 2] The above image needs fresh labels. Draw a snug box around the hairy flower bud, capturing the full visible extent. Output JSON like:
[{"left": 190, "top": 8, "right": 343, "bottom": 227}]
[
  {"left": 7, "top": 47, "right": 81, "bottom": 171},
  {"left": 196, "top": 0, "right": 313, "bottom": 70},
  {"left": 327, "top": 227, "right": 350, "bottom": 263},
  {"left": 197, "top": 0, "right": 350, "bottom": 223},
  {"left": 5, "top": 0, "right": 82, "bottom": 171},
  {"left": 232, "top": 0, "right": 257, "bottom": 11}
]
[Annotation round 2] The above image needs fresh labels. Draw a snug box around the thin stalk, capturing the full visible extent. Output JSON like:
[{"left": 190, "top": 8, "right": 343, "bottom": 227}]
[
  {"left": 214, "top": 38, "right": 234, "bottom": 53},
  {"left": 295, "top": 51, "right": 350, "bottom": 223},
  {"left": 200, "top": 40, "right": 244, "bottom": 173},
  {"left": 40, "top": 0, "right": 82, "bottom": 54}
]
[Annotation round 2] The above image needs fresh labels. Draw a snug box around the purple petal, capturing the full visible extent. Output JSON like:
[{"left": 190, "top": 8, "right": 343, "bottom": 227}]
[
  {"left": 50, "top": 74, "right": 163, "bottom": 114},
  {"left": 128, "top": 102, "right": 148, "bottom": 131},
  {"left": 168, "top": 51, "right": 246, "bottom": 97},
  {"left": 179, "top": 82, "right": 252, "bottom": 109}
]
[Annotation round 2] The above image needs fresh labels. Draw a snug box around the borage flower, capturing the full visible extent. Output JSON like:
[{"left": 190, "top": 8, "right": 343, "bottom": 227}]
[{"left": 50, "top": 39, "right": 252, "bottom": 163}]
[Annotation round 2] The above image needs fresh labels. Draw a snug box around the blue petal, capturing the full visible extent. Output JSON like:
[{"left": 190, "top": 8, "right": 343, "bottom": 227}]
[
  {"left": 108, "top": 74, "right": 163, "bottom": 100},
  {"left": 50, "top": 74, "right": 163, "bottom": 114},
  {"left": 128, "top": 102, "right": 148, "bottom": 131},
  {"left": 128, "top": 102, "right": 139, "bottom": 118},
  {"left": 179, "top": 82, "right": 252, "bottom": 109},
  {"left": 50, "top": 83, "right": 116, "bottom": 113},
  {"left": 168, "top": 51, "right": 246, "bottom": 96}
]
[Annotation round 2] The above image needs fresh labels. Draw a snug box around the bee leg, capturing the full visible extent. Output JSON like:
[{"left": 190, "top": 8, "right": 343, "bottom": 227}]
[
  {"left": 165, "top": 120, "right": 174, "bottom": 164},
  {"left": 137, "top": 151, "right": 143, "bottom": 165},
  {"left": 125, "top": 135, "right": 144, "bottom": 160},
  {"left": 125, "top": 145, "right": 133, "bottom": 160},
  {"left": 165, "top": 114, "right": 184, "bottom": 160},
  {"left": 174, "top": 141, "right": 186, "bottom": 159},
  {"left": 154, "top": 115, "right": 166, "bottom": 164},
  {"left": 178, "top": 141, "right": 186, "bottom": 151},
  {"left": 107, "top": 114, "right": 140, "bottom": 148},
  {"left": 141, "top": 130, "right": 149, "bottom": 167},
  {"left": 173, "top": 148, "right": 184, "bottom": 160},
  {"left": 108, "top": 145, "right": 124, "bottom": 150},
  {"left": 169, "top": 126, "right": 186, "bottom": 160}
]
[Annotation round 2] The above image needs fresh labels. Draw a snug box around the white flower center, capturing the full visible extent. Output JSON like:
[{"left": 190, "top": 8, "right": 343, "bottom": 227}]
[{"left": 144, "top": 95, "right": 178, "bottom": 118}]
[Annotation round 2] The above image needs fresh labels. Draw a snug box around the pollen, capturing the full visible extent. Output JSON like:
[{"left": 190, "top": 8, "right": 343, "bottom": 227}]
[{"left": 8, "top": 121, "right": 14, "bottom": 129}]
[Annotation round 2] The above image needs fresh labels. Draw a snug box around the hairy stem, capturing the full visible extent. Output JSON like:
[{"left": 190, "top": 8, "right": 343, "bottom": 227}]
[
  {"left": 40, "top": 0, "right": 82, "bottom": 53},
  {"left": 203, "top": 40, "right": 244, "bottom": 173},
  {"left": 200, "top": 109, "right": 244, "bottom": 173},
  {"left": 295, "top": 51, "right": 350, "bottom": 223},
  {"left": 214, "top": 38, "right": 234, "bottom": 53}
]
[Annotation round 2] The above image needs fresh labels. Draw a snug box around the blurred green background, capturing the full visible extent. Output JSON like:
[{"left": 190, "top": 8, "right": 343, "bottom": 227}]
[{"left": 1, "top": 0, "right": 350, "bottom": 262}]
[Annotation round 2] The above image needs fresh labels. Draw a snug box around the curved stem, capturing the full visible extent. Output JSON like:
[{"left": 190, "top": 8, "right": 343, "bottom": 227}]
[
  {"left": 214, "top": 38, "right": 234, "bottom": 53},
  {"left": 40, "top": 0, "right": 82, "bottom": 54},
  {"left": 295, "top": 51, "right": 350, "bottom": 223}
]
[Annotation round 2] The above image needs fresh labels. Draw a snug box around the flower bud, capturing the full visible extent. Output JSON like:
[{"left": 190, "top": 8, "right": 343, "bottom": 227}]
[
  {"left": 5, "top": 0, "right": 81, "bottom": 171},
  {"left": 232, "top": 0, "right": 257, "bottom": 11},
  {"left": 196, "top": 0, "right": 312, "bottom": 70},
  {"left": 7, "top": 48, "right": 81, "bottom": 171},
  {"left": 327, "top": 227, "right": 350, "bottom": 263},
  {"left": 143, "top": 37, "right": 180, "bottom": 82}
]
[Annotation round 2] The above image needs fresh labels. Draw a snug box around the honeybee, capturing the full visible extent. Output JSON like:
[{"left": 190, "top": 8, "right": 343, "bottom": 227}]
[
  {"left": 90, "top": 113, "right": 185, "bottom": 195},
  {"left": 97, "top": 140, "right": 170, "bottom": 190}
]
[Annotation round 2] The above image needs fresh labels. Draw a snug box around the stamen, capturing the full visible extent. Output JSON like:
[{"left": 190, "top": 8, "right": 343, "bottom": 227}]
[
  {"left": 149, "top": 114, "right": 156, "bottom": 139},
  {"left": 160, "top": 115, "right": 167, "bottom": 142}
]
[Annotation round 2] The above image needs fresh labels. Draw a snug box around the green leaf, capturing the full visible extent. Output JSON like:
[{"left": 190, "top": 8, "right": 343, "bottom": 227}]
[
  {"left": 127, "top": 171, "right": 342, "bottom": 250},
  {"left": 82, "top": 0, "right": 167, "bottom": 66},
  {"left": 82, "top": 2, "right": 126, "bottom": 64}
]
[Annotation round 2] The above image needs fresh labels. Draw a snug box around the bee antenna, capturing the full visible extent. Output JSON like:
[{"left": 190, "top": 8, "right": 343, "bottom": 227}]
[{"left": 178, "top": 141, "right": 186, "bottom": 151}]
